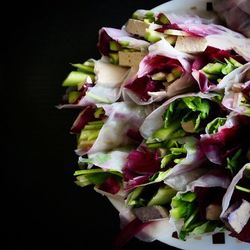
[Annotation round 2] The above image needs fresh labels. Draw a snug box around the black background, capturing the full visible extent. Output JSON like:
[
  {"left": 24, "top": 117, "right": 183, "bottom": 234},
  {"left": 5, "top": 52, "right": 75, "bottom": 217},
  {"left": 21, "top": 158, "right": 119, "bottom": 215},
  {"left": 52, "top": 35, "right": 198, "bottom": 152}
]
[{"left": 5, "top": 1, "right": 180, "bottom": 249}]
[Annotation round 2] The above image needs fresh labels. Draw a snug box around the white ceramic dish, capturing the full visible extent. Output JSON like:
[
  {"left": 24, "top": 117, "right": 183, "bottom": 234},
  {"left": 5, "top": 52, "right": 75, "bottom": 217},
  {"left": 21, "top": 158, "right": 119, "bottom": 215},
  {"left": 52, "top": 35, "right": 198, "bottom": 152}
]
[{"left": 106, "top": 1, "right": 250, "bottom": 249}]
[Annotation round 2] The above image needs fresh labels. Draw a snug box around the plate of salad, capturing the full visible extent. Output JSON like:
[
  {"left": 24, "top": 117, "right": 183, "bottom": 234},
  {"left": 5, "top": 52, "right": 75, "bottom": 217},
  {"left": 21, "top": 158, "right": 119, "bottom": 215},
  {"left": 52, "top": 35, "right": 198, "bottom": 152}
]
[{"left": 58, "top": 0, "right": 250, "bottom": 249}]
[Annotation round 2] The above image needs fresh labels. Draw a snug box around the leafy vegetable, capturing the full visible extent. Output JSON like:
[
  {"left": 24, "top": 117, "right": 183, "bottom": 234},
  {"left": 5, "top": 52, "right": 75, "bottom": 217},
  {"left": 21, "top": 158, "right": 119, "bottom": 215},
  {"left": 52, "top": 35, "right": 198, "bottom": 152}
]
[
  {"left": 146, "top": 96, "right": 213, "bottom": 148},
  {"left": 74, "top": 168, "right": 122, "bottom": 193},
  {"left": 170, "top": 189, "right": 224, "bottom": 240},
  {"left": 205, "top": 117, "right": 226, "bottom": 134}
]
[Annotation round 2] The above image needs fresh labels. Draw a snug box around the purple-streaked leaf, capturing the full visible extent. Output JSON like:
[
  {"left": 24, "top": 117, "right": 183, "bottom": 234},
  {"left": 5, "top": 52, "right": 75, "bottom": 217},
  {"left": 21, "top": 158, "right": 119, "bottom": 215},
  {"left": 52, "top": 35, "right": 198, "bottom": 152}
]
[
  {"left": 70, "top": 106, "right": 96, "bottom": 134},
  {"left": 220, "top": 163, "right": 250, "bottom": 242},
  {"left": 123, "top": 40, "right": 196, "bottom": 105},
  {"left": 200, "top": 114, "right": 250, "bottom": 165},
  {"left": 75, "top": 102, "right": 153, "bottom": 155},
  {"left": 98, "top": 27, "right": 149, "bottom": 56},
  {"left": 219, "top": 63, "right": 250, "bottom": 115}
]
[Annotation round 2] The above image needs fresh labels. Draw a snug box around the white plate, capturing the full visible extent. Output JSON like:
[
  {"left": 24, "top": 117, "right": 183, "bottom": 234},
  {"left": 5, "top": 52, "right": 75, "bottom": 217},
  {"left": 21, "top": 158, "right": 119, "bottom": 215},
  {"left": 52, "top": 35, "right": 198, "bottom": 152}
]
[{"left": 106, "top": 1, "right": 250, "bottom": 249}]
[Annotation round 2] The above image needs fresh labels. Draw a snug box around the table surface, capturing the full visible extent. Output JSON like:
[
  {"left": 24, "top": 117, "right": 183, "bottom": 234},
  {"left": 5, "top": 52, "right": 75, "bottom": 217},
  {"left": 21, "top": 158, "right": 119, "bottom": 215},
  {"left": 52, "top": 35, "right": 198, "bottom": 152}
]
[{"left": 5, "top": 0, "right": 180, "bottom": 249}]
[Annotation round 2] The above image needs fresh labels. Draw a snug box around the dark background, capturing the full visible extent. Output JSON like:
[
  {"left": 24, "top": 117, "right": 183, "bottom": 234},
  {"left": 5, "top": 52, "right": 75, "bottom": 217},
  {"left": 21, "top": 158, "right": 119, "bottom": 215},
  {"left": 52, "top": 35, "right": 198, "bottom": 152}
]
[{"left": 5, "top": 1, "right": 180, "bottom": 249}]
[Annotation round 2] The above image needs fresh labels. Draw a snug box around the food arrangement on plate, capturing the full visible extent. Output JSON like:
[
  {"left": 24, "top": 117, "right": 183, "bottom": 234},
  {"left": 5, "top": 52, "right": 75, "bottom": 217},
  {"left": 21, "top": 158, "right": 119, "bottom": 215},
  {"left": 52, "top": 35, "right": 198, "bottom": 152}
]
[{"left": 58, "top": 0, "right": 250, "bottom": 249}]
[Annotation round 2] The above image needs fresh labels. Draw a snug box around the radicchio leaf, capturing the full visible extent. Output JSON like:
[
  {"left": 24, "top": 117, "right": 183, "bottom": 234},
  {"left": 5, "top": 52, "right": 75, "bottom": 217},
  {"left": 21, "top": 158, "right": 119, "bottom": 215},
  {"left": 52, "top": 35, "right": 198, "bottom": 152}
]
[
  {"left": 219, "top": 62, "right": 250, "bottom": 116},
  {"left": 75, "top": 102, "right": 153, "bottom": 155},
  {"left": 123, "top": 40, "right": 196, "bottom": 105},
  {"left": 70, "top": 105, "right": 96, "bottom": 134},
  {"left": 112, "top": 217, "right": 152, "bottom": 250},
  {"left": 220, "top": 163, "right": 250, "bottom": 242},
  {"left": 221, "top": 163, "right": 250, "bottom": 216},
  {"left": 98, "top": 27, "right": 149, "bottom": 56},
  {"left": 192, "top": 46, "right": 247, "bottom": 93},
  {"left": 78, "top": 59, "right": 130, "bottom": 106},
  {"left": 86, "top": 148, "right": 130, "bottom": 172},
  {"left": 186, "top": 169, "right": 231, "bottom": 192},
  {"left": 200, "top": 114, "right": 250, "bottom": 165},
  {"left": 97, "top": 176, "right": 121, "bottom": 195},
  {"left": 123, "top": 146, "right": 161, "bottom": 190},
  {"left": 164, "top": 137, "right": 208, "bottom": 191},
  {"left": 178, "top": 22, "right": 245, "bottom": 38},
  {"left": 179, "top": 20, "right": 250, "bottom": 60},
  {"left": 109, "top": 196, "right": 173, "bottom": 247}
]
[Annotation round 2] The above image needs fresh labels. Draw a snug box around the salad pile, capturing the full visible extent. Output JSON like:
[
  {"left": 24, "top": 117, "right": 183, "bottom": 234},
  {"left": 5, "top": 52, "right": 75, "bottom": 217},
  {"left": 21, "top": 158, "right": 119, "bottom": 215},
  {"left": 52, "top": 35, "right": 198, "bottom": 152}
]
[{"left": 59, "top": 2, "right": 250, "bottom": 249}]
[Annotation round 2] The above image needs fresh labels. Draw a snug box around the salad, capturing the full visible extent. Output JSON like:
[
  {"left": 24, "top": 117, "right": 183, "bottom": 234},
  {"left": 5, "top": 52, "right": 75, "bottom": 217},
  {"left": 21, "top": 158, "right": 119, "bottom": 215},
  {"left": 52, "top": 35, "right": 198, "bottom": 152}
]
[{"left": 59, "top": 0, "right": 250, "bottom": 249}]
